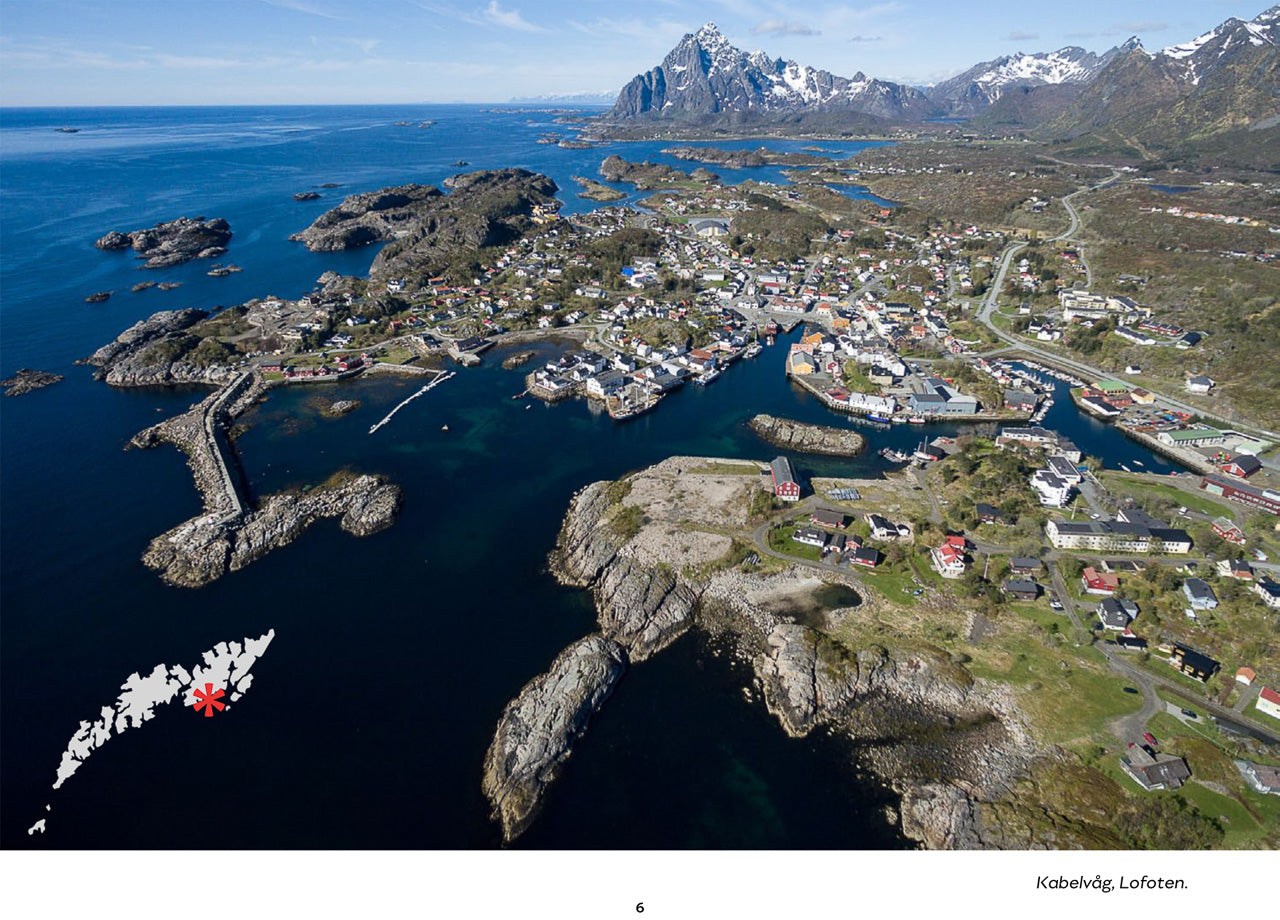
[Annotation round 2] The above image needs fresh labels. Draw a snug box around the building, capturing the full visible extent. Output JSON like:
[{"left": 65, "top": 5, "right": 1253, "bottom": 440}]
[
  {"left": 1212, "top": 517, "right": 1246, "bottom": 545},
  {"left": 1003, "top": 390, "right": 1038, "bottom": 412},
  {"left": 1009, "top": 556, "right": 1043, "bottom": 576},
  {"left": 1237, "top": 761, "right": 1280, "bottom": 795},
  {"left": 1201, "top": 475, "right": 1280, "bottom": 516},
  {"left": 1221, "top": 453, "right": 1262, "bottom": 479},
  {"left": 1030, "top": 469, "right": 1073, "bottom": 507},
  {"left": 1082, "top": 566, "right": 1120, "bottom": 595},
  {"left": 931, "top": 543, "right": 967, "bottom": 578},
  {"left": 1218, "top": 558, "right": 1254, "bottom": 580},
  {"left": 1236, "top": 667, "right": 1257, "bottom": 686},
  {"left": 1046, "top": 455, "right": 1083, "bottom": 484},
  {"left": 1182, "top": 577, "right": 1218, "bottom": 611},
  {"left": 810, "top": 509, "right": 847, "bottom": 530},
  {"left": 771, "top": 457, "right": 801, "bottom": 501},
  {"left": 1046, "top": 519, "right": 1192, "bottom": 554},
  {"left": 1002, "top": 579, "right": 1040, "bottom": 601},
  {"left": 867, "top": 514, "right": 899, "bottom": 540},
  {"left": 848, "top": 546, "right": 881, "bottom": 568},
  {"left": 1157, "top": 428, "right": 1226, "bottom": 449},
  {"left": 1097, "top": 597, "right": 1138, "bottom": 630},
  {"left": 975, "top": 502, "right": 1010, "bottom": 526},
  {"left": 995, "top": 427, "right": 1082, "bottom": 462},
  {"left": 1253, "top": 579, "right": 1280, "bottom": 609},
  {"left": 1170, "top": 645, "right": 1220, "bottom": 682},
  {"left": 1186, "top": 375, "right": 1215, "bottom": 395},
  {"left": 1258, "top": 687, "right": 1280, "bottom": 720},
  {"left": 793, "top": 527, "right": 829, "bottom": 548},
  {"left": 1122, "top": 747, "right": 1191, "bottom": 791}
]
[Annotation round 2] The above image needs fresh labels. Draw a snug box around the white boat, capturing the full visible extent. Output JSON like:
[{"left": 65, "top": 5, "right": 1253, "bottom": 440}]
[
  {"left": 908, "top": 416, "right": 926, "bottom": 424},
  {"left": 1121, "top": 464, "right": 1131, "bottom": 472},
  {"left": 694, "top": 369, "right": 720, "bottom": 386},
  {"left": 442, "top": 425, "right": 449, "bottom": 431}
]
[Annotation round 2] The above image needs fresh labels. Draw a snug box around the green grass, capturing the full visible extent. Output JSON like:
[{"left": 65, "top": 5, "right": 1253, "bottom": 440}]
[
  {"left": 687, "top": 462, "right": 762, "bottom": 476},
  {"left": 1101, "top": 473, "right": 1230, "bottom": 517},
  {"left": 854, "top": 568, "right": 922, "bottom": 606}
]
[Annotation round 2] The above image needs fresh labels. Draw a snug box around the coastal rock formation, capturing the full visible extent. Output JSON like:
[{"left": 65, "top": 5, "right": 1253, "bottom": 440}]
[
  {"left": 95, "top": 216, "right": 232, "bottom": 269},
  {"left": 486, "top": 456, "right": 1045, "bottom": 849},
  {"left": 290, "top": 169, "right": 559, "bottom": 280},
  {"left": 662, "top": 146, "right": 830, "bottom": 168},
  {"left": 748, "top": 414, "right": 866, "bottom": 456},
  {"left": 482, "top": 635, "right": 627, "bottom": 843},
  {"left": 86, "top": 307, "right": 236, "bottom": 387},
  {"left": 293, "top": 191, "right": 321, "bottom": 201},
  {"left": 1, "top": 369, "right": 63, "bottom": 396},
  {"left": 598, "top": 155, "right": 717, "bottom": 190},
  {"left": 321, "top": 399, "right": 361, "bottom": 417},
  {"left": 571, "top": 176, "right": 627, "bottom": 202},
  {"left": 142, "top": 472, "right": 401, "bottom": 588},
  {"left": 500, "top": 351, "right": 535, "bottom": 369}
]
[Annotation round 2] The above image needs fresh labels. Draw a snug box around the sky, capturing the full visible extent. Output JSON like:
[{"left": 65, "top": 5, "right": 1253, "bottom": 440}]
[{"left": 0, "top": 0, "right": 1272, "bottom": 105}]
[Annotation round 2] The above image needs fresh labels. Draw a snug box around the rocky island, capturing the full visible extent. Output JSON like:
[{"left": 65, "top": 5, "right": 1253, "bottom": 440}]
[
  {"left": 598, "top": 155, "right": 718, "bottom": 190},
  {"left": 571, "top": 176, "right": 627, "bottom": 202},
  {"left": 85, "top": 307, "right": 237, "bottom": 387},
  {"left": 95, "top": 216, "right": 232, "bottom": 269},
  {"left": 483, "top": 457, "right": 1042, "bottom": 847},
  {"left": 748, "top": 414, "right": 866, "bottom": 456},
  {"left": 289, "top": 168, "right": 560, "bottom": 281},
  {"left": 293, "top": 191, "right": 321, "bottom": 201},
  {"left": 661, "top": 146, "right": 832, "bottom": 168},
  {"left": 1, "top": 369, "right": 63, "bottom": 396}
]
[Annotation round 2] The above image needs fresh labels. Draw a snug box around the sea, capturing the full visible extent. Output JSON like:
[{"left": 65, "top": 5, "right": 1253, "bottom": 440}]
[{"left": 0, "top": 105, "right": 1178, "bottom": 849}]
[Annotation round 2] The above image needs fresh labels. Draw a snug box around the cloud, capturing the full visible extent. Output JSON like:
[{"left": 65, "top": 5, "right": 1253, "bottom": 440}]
[
  {"left": 480, "top": 2, "right": 545, "bottom": 33},
  {"left": 256, "top": 0, "right": 344, "bottom": 20},
  {"left": 846, "top": 34, "right": 883, "bottom": 42},
  {"left": 753, "top": 19, "right": 821, "bottom": 37},
  {"left": 1002, "top": 30, "right": 1040, "bottom": 41}
]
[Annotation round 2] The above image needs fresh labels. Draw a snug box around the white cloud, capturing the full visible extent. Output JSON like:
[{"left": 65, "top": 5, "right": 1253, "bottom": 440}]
[
  {"left": 480, "top": 2, "right": 545, "bottom": 33},
  {"left": 256, "top": 0, "right": 344, "bottom": 20},
  {"left": 753, "top": 19, "right": 821, "bottom": 37}
]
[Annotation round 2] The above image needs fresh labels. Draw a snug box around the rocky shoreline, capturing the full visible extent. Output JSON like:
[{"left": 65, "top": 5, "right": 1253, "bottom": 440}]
[
  {"left": 1, "top": 369, "right": 63, "bottom": 396},
  {"left": 482, "top": 457, "right": 1044, "bottom": 848},
  {"left": 748, "top": 413, "right": 866, "bottom": 456},
  {"left": 95, "top": 216, "right": 231, "bottom": 269},
  {"left": 84, "top": 307, "right": 235, "bottom": 387}
]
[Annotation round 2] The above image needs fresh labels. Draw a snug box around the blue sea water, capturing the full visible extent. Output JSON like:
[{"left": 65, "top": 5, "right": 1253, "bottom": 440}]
[{"left": 0, "top": 105, "right": 1175, "bottom": 850}]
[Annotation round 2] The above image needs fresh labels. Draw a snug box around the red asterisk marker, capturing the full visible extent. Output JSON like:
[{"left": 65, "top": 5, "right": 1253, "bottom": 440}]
[{"left": 192, "top": 683, "right": 226, "bottom": 718}]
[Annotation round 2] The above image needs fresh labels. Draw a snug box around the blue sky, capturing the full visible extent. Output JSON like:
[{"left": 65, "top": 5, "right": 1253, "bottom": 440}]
[{"left": 0, "top": 0, "right": 1270, "bottom": 105}]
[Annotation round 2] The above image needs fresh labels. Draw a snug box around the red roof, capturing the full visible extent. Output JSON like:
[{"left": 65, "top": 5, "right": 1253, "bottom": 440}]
[
  {"left": 1262, "top": 687, "right": 1280, "bottom": 706},
  {"left": 945, "top": 535, "right": 966, "bottom": 548}
]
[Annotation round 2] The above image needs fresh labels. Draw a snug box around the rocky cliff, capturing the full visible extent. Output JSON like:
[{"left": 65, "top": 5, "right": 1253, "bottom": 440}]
[
  {"left": 289, "top": 169, "right": 560, "bottom": 280},
  {"left": 95, "top": 217, "right": 231, "bottom": 269},
  {"left": 483, "top": 457, "right": 1044, "bottom": 847},
  {"left": 748, "top": 414, "right": 866, "bottom": 457},
  {"left": 86, "top": 308, "right": 236, "bottom": 387}
]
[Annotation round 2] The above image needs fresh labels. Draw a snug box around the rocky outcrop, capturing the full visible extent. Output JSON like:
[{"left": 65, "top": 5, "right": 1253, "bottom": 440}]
[
  {"left": 486, "top": 457, "right": 1046, "bottom": 849},
  {"left": 290, "top": 169, "right": 559, "bottom": 281},
  {"left": 571, "top": 176, "right": 627, "bottom": 201},
  {"left": 95, "top": 217, "right": 231, "bottom": 269},
  {"left": 482, "top": 636, "right": 627, "bottom": 843},
  {"left": 748, "top": 414, "right": 866, "bottom": 456},
  {"left": 1, "top": 369, "right": 63, "bottom": 396},
  {"left": 500, "top": 351, "right": 535, "bottom": 369},
  {"left": 142, "top": 473, "right": 402, "bottom": 588},
  {"left": 662, "top": 146, "right": 830, "bottom": 168},
  {"left": 321, "top": 399, "right": 361, "bottom": 417},
  {"left": 598, "top": 156, "right": 715, "bottom": 190},
  {"left": 85, "top": 308, "right": 235, "bottom": 387}
]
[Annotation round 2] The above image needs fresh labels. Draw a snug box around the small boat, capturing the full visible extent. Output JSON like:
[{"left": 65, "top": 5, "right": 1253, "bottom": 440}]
[
  {"left": 442, "top": 425, "right": 450, "bottom": 431},
  {"left": 744, "top": 342, "right": 763, "bottom": 358},
  {"left": 694, "top": 369, "right": 720, "bottom": 386},
  {"left": 908, "top": 416, "right": 926, "bottom": 424},
  {"left": 1121, "top": 464, "right": 1132, "bottom": 472},
  {"left": 867, "top": 414, "right": 892, "bottom": 424},
  {"left": 1134, "top": 460, "right": 1145, "bottom": 467},
  {"left": 525, "top": 404, "right": 531, "bottom": 410}
]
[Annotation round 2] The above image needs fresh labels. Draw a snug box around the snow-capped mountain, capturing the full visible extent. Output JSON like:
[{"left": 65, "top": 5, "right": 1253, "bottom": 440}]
[
  {"left": 928, "top": 46, "right": 1117, "bottom": 116},
  {"left": 1155, "top": 4, "right": 1279, "bottom": 84},
  {"left": 608, "top": 23, "right": 937, "bottom": 123}
]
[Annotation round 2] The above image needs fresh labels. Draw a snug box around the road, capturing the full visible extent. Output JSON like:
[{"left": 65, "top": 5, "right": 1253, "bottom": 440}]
[{"left": 973, "top": 171, "right": 1279, "bottom": 441}]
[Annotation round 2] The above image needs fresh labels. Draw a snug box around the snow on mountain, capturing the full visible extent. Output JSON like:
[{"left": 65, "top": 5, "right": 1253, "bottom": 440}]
[
  {"left": 927, "top": 46, "right": 1113, "bottom": 115},
  {"left": 1157, "top": 5, "right": 1279, "bottom": 84}
]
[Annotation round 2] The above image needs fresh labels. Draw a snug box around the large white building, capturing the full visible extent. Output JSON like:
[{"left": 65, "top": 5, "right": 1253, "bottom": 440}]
[{"left": 1046, "top": 519, "right": 1192, "bottom": 554}]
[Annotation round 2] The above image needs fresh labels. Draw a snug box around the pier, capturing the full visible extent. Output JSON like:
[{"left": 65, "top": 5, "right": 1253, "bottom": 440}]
[{"left": 369, "top": 370, "right": 454, "bottom": 434}]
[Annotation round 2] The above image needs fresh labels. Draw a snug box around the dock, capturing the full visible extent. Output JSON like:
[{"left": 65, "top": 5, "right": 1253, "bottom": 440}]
[{"left": 369, "top": 370, "right": 454, "bottom": 435}]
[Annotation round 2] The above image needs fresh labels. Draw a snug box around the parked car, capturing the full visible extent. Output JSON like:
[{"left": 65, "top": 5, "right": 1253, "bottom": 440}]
[
  {"left": 1142, "top": 732, "right": 1157, "bottom": 746},
  {"left": 1181, "top": 709, "right": 1198, "bottom": 719},
  {"left": 1122, "top": 687, "right": 1139, "bottom": 694},
  {"left": 1049, "top": 599, "right": 1064, "bottom": 611}
]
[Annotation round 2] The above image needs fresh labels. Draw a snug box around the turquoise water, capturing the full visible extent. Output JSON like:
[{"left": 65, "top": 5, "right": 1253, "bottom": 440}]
[{"left": 0, "top": 106, "right": 1174, "bottom": 849}]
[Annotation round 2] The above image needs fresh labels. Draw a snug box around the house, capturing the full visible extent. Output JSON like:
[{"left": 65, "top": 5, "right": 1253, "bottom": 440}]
[
  {"left": 1219, "top": 558, "right": 1254, "bottom": 580},
  {"left": 1046, "top": 455, "right": 1083, "bottom": 485},
  {"left": 811, "top": 509, "right": 847, "bottom": 530},
  {"left": 1253, "top": 579, "right": 1280, "bottom": 609},
  {"left": 1211, "top": 518, "right": 1246, "bottom": 545},
  {"left": 1186, "top": 375, "right": 1214, "bottom": 395},
  {"left": 1221, "top": 453, "right": 1262, "bottom": 479},
  {"left": 1170, "top": 645, "right": 1220, "bottom": 682},
  {"left": 931, "top": 543, "right": 967, "bottom": 578},
  {"left": 1008, "top": 556, "right": 1043, "bottom": 576},
  {"left": 1236, "top": 667, "right": 1257, "bottom": 686},
  {"left": 1258, "top": 687, "right": 1280, "bottom": 720},
  {"left": 1181, "top": 577, "right": 1218, "bottom": 610},
  {"left": 1237, "top": 761, "right": 1280, "bottom": 795},
  {"left": 1004, "top": 389, "right": 1038, "bottom": 412},
  {"left": 793, "top": 527, "right": 829, "bottom": 548},
  {"left": 1122, "top": 747, "right": 1191, "bottom": 791},
  {"left": 1082, "top": 566, "right": 1120, "bottom": 595},
  {"left": 1097, "top": 597, "right": 1138, "bottom": 630},
  {"left": 1115, "top": 631, "right": 1147, "bottom": 651},
  {"left": 867, "top": 514, "right": 898, "bottom": 540},
  {"left": 771, "top": 457, "right": 801, "bottom": 501},
  {"left": 1030, "top": 469, "right": 1073, "bottom": 507},
  {"left": 1158, "top": 428, "right": 1226, "bottom": 449},
  {"left": 848, "top": 546, "right": 881, "bottom": 568},
  {"left": 1001, "top": 579, "right": 1040, "bottom": 601}
]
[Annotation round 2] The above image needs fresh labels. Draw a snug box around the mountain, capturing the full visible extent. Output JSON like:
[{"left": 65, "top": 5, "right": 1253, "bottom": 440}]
[
  {"left": 607, "top": 23, "right": 939, "bottom": 124},
  {"left": 928, "top": 45, "right": 1122, "bottom": 116},
  {"left": 1042, "top": 6, "right": 1280, "bottom": 162}
]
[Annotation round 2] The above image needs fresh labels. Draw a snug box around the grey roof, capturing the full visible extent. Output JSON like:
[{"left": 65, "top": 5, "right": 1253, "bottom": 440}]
[
  {"left": 771, "top": 456, "right": 796, "bottom": 484},
  {"left": 1002, "top": 579, "right": 1039, "bottom": 596},
  {"left": 1097, "top": 597, "right": 1132, "bottom": 629},
  {"left": 1183, "top": 577, "right": 1216, "bottom": 602},
  {"left": 1010, "top": 556, "right": 1042, "bottom": 570}
]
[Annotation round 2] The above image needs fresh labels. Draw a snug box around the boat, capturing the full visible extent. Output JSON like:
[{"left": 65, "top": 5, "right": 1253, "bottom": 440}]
[
  {"left": 693, "top": 369, "right": 720, "bottom": 386},
  {"left": 744, "top": 342, "right": 763, "bottom": 358},
  {"left": 55, "top": 127, "right": 80, "bottom": 134},
  {"left": 442, "top": 425, "right": 449, "bottom": 431},
  {"left": 908, "top": 416, "right": 926, "bottom": 424},
  {"left": 1121, "top": 464, "right": 1132, "bottom": 472},
  {"left": 1134, "top": 460, "right": 1145, "bottom": 467},
  {"left": 867, "top": 414, "right": 892, "bottom": 424}
]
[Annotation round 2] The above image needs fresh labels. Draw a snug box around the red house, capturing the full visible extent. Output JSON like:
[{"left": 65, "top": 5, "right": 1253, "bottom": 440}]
[
  {"left": 1082, "top": 566, "right": 1119, "bottom": 595},
  {"left": 770, "top": 457, "right": 801, "bottom": 502},
  {"left": 1221, "top": 454, "right": 1262, "bottom": 479}
]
